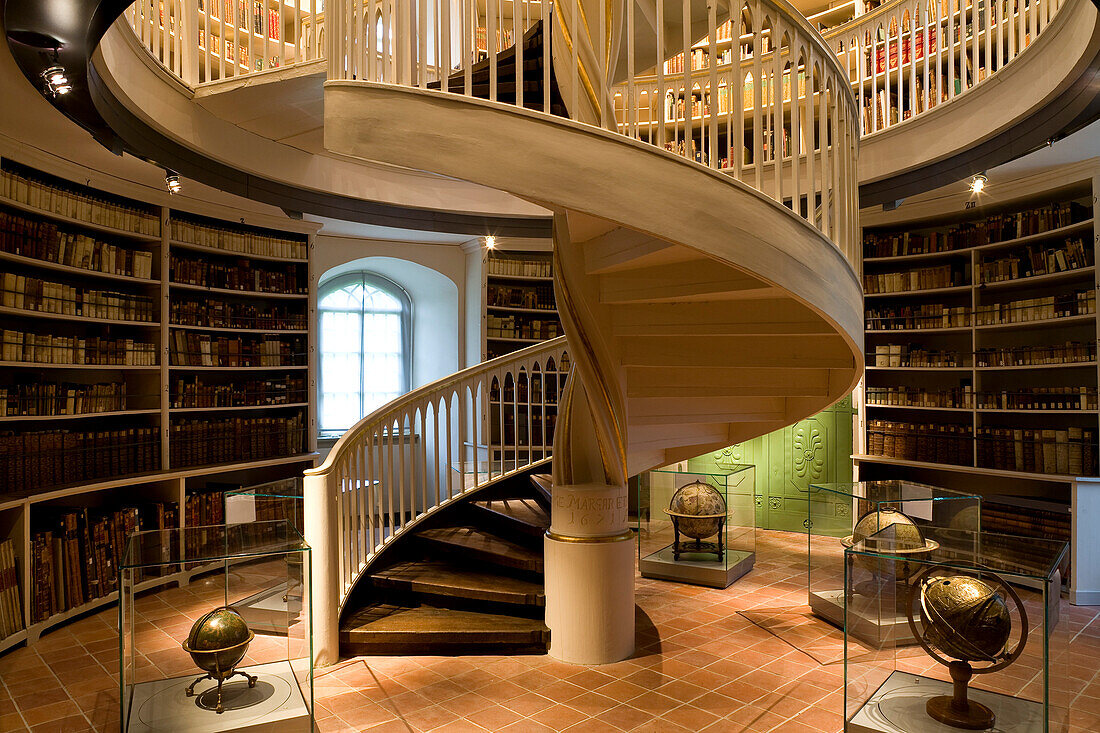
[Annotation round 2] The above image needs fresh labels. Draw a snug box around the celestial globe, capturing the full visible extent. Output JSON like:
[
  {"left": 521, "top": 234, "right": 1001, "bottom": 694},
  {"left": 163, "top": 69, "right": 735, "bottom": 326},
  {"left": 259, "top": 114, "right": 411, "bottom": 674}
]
[{"left": 666, "top": 480, "right": 726, "bottom": 539}]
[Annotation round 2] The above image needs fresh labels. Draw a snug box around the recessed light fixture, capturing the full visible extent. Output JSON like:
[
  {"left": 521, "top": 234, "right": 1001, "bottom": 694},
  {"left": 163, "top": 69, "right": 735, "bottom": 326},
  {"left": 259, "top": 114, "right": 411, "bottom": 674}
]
[
  {"left": 969, "top": 173, "right": 988, "bottom": 194},
  {"left": 165, "top": 170, "right": 182, "bottom": 194},
  {"left": 484, "top": 235, "right": 496, "bottom": 249}
]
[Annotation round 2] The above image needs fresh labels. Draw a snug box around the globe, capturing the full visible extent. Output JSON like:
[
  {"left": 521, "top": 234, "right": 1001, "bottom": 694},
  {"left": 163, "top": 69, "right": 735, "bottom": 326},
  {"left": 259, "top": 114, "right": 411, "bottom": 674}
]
[
  {"left": 666, "top": 480, "right": 726, "bottom": 539},
  {"left": 842, "top": 507, "right": 939, "bottom": 582},
  {"left": 919, "top": 575, "right": 1012, "bottom": 662},
  {"left": 850, "top": 506, "right": 926, "bottom": 550},
  {"left": 182, "top": 606, "right": 257, "bottom": 713}
]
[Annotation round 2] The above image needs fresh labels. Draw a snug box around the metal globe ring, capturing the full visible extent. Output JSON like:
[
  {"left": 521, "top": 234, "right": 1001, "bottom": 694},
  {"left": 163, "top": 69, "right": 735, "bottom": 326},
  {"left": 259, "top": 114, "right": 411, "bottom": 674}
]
[{"left": 905, "top": 565, "right": 1029, "bottom": 675}]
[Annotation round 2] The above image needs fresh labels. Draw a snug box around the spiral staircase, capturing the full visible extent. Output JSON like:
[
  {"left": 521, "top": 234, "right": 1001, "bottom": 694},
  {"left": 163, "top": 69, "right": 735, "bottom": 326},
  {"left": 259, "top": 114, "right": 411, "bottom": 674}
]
[{"left": 310, "top": 0, "right": 865, "bottom": 663}]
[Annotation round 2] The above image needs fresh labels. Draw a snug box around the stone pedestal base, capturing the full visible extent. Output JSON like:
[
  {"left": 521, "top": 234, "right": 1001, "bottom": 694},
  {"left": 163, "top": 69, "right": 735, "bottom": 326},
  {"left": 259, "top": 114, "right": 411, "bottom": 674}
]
[{"left": 544, "top": 481, "right": 635, "bottom": 665}]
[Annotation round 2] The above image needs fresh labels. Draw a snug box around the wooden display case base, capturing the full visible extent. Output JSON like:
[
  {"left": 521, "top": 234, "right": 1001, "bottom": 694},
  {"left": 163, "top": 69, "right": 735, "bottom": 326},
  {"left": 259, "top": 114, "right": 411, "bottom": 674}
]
[
  {"left": 639, "top": 545, "right": 753, "bottom": 589},
  {"left": 126, "top": 660, "right": 309, "bottom": 733},
  {"left": 848, "top": 671, "right": 1043, "bottom": 733},
  {"left": 810, "top": 589, "right": 918, "bottom": 646}
]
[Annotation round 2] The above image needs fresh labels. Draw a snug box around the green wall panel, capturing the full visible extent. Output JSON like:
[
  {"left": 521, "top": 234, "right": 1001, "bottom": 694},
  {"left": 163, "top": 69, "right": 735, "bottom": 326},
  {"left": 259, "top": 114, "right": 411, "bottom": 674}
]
[{"left": 686, "top": 395, "right": 855, "bottom": 536}]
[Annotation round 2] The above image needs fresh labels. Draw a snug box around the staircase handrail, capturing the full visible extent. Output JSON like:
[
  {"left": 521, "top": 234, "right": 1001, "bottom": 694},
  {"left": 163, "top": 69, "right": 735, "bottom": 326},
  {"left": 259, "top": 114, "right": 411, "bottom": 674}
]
[
  {"left": 308, "top": 335, "right": 568, "bottom": 476},
  {"left": 303, "top": 335, "right": 569, "bottom": 663}
]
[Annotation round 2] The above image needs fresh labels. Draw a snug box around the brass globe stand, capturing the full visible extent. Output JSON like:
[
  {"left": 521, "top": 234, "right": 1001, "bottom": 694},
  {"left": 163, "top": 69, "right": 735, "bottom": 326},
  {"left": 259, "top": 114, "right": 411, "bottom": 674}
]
[{"left": 906, "top": 567, "right": 1029, "bottom": 730}]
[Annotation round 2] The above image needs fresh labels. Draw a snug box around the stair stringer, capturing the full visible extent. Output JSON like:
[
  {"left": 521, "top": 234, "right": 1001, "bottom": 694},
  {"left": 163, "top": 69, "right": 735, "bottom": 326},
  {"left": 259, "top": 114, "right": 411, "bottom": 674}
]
[{"left": 324, "top": 81, "right": 864, "bottom": 474}]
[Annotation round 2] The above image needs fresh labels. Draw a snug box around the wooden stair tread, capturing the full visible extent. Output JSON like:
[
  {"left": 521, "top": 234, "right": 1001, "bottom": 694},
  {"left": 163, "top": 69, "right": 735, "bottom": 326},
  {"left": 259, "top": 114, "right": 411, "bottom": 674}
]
[
  {"left": 341, "top": 602, "right": 549, "bottom": 654},
  {"left": 472, "top": 498, "right": 549, "bottom": 529},
  {"left": 416, "top": 526, "right": 543, "bottom": 572},
  {"left": 530, "top": 473, "right": 552, "bottom": 510},
  {"left": 372, "top": 560, "right": 545, "bottom": 606},
  {"left": 343, "top": 602, "right": 548, "bottom": 634}
]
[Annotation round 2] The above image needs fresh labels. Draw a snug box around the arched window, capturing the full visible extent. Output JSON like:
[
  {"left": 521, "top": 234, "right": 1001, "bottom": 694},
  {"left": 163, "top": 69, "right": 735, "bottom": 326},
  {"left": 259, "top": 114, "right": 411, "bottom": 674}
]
[{"left": 318, "top": 272, "right": 412, "bottom": 435}]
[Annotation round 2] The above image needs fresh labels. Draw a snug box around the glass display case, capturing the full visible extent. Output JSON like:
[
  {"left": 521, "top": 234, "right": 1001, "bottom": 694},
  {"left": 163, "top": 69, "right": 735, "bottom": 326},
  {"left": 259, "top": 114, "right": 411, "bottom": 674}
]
[
  {"left": 120, "top": 521, "right": 312, "bottom": 732},
  {"left": 635, "top": 464, "right": 755, "bottom": 588},
  {"left": 806, "top": 480, "right": 981, "bottom": 646},
  {"left": 844, "top": 530, "right": 1070, "bottom": 733}
]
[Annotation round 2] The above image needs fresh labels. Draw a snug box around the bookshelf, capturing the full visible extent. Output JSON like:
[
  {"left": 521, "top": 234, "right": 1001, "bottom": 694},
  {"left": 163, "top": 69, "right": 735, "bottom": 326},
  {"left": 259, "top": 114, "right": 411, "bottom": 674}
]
[
  {"left": 0, "top": 157, "right": 319, "bottom": 651},
  {"left": 856, "top": 173, "right": 1100, "bottom": 573},
  {"left": 463, "top": 243, "right": 567, "bottom": 468},
  {"left": 481, "top": 247, "right": 563, "bottom": 361}
]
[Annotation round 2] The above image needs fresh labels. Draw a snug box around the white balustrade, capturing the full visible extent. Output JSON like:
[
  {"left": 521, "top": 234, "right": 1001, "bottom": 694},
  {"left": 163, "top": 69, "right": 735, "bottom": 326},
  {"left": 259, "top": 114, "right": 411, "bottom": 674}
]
[
  {"left": 319, "top": 0, "right": 861, "bottom": 266},
  {"left": 825, "top": 0, "right": 1063, "bottom": 136},
  {"left": 121, "top": 0, "right": 1065, "bottom": 267},
  {"left": 125, "top": 0, "right": 324, "bottom": 85}
]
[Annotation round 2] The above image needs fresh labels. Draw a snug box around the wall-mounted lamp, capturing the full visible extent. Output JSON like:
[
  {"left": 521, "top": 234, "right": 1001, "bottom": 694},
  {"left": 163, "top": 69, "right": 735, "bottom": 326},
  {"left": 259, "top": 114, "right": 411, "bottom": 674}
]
[
  {"left": 165, "top": 170, "right": 182, "bottom": 194},
  {"left": 484, "top": 235, "right": 496, "bottom": 249},
  {"left": 969, "top": 173, "right": 988, "bottom": 194}
]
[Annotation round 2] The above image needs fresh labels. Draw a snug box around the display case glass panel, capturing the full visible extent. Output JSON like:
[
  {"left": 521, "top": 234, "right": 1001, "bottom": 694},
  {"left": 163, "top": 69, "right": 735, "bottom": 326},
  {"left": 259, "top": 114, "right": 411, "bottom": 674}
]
[
  {"left": 636, "top": 464, "right": 755, "bottom": 588},
  {"left": 807, "top": 480, "right": 981, "bottom": 645},
  {"left": 844, "top": 531, "right": 1070, "bottom": 733},
  {"left": 120, "top": 521, "right": 312, "bottom": 733}
]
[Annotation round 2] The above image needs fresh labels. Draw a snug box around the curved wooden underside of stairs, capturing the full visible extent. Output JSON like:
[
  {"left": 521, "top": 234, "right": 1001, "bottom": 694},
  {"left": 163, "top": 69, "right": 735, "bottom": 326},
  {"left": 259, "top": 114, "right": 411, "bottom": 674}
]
[{"left": 324, "top": 82, "right": 865, "bottom": 473}]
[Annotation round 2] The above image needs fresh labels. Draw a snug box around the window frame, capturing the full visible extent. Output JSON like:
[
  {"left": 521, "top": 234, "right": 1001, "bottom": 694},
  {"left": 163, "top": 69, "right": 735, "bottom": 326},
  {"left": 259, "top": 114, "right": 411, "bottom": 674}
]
[{"left": 317, "top": 271, "right": 413, "bottom": 436}]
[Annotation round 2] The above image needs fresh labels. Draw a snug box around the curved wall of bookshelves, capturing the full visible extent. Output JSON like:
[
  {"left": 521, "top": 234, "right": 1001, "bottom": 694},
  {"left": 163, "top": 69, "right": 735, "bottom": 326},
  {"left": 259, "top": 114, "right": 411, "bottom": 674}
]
[
  {"left": 855, "top": 158, "right": 1100, "bottom": 602},
  {"left": 0, "top": 156, "right": 320, "bottom": 653}
]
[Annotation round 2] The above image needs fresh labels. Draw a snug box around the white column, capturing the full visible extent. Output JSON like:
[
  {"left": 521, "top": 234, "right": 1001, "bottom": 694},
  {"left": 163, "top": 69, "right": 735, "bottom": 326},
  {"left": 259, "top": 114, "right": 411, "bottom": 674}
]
[
  {"left": 544, "top": 481, "right": 636, "bottom": 664},
  {"left": 304, "top": 469, "right": 341, "bottom": 665}
]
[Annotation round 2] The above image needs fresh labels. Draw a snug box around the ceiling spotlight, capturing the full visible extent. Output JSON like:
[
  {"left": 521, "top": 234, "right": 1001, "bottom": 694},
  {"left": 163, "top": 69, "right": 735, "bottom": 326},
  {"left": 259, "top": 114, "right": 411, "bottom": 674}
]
[
  {"left": 969, "top": 173, "right": 987, "bottom": 194},
  {"left": 41, "top": 61, "right": 70, "bottom": 96},
  {"left": 484, "top": 235, "right": 496, "bottom": 249},
  {"left": 165, "top": 170, "right": 182, "bottom": 194}
]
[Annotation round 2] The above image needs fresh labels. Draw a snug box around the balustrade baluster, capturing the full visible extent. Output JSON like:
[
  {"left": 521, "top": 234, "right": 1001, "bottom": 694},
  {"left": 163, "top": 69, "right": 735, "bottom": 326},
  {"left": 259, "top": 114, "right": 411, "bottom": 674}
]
[
  {"left": 363, "top": 432, "right": 374, "bottom": 553},
  {"left": 418, "top": 409, "right": 429, "bottom": 516},
  {"left": 431, "top": 399, "right": 441, "bottom": 507},
  {"left": 441, "top": 0, "right": 451, "bottom": 91},
  {"left": 542, "top": 0, "right": 551, "bottom": 112}
]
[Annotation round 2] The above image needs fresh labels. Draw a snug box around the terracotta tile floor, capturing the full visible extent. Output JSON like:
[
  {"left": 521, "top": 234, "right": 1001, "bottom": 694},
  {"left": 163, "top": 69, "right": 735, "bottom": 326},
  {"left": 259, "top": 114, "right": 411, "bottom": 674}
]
[{"left": 3, "top": 529, "right": 1100, "bottom": 732}]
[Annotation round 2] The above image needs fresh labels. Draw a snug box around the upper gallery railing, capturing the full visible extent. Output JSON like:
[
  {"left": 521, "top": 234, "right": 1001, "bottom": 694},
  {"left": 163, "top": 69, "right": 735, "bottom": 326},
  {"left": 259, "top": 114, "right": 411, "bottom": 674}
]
[
  {"left": 125, "top": 0, "right": 324, "bottom": 85},
  {"left": 824, "top": 0, "right": 1063, "bottom": 134},
  {"left": 303, "top": 337, "right": 570, "bottom": 623},
  {"left": 615, "top": 0, "right": 1066, "bottom": 142},
  {"left": 321, "top": 0, "right": 862, "bottom": 268}
]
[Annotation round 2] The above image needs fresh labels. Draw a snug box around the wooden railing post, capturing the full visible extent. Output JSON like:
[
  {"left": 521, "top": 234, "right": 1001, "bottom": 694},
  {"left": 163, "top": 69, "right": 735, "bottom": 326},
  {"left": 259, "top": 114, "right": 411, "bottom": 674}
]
[{"left": 304, "top": 467, "right": 340, "bottom": 666}]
